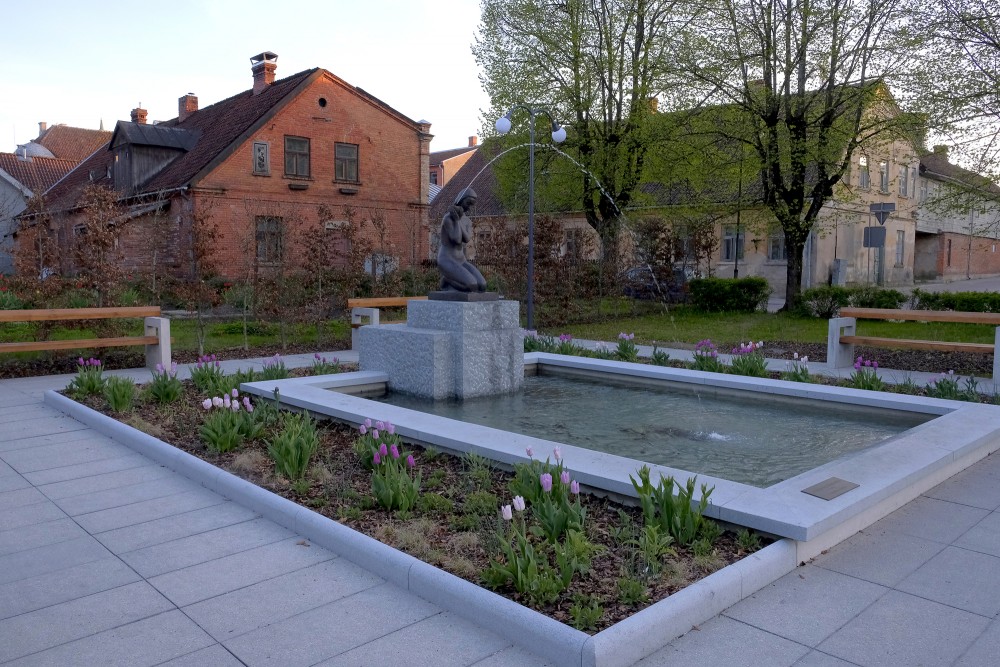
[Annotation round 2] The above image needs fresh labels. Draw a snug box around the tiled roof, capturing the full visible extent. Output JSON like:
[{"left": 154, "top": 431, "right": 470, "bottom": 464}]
[
  {"left": 429, "top": 145, "right": 477, "bottom": 166},
  {"left": 920, "top": 151, "right": 1000, "bottom": 195},
  {"left": 36, "top": 125, "right": 112, "bottom": 161},
  {"left": 430, "top": 142, "right": 509, "bottom": 221},
  {"left": 0, "top": 153, "right": 77, "bottom": 195}
]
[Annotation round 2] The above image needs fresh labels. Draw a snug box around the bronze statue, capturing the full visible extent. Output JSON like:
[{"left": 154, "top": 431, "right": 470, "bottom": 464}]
[{"left": 438, "top": 188, "right": 487, "bottom": 292}]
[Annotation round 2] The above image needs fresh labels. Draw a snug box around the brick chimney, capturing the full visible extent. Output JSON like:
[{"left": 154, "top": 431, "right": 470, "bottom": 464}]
[
  {"left": 38, "top": 121, "right": 47, "bottom": 136},
  {"left": 468, "top": 136, "right": 478, "bottom": 147},
  {"left": 131, "top": 106, "right": 148, "bottom": 125},
  {"left": 178, "top": 93, "right": 198, "bottom": 122},
  {"left": 250, "top": 51, "right": 278, "bottom": 95}
]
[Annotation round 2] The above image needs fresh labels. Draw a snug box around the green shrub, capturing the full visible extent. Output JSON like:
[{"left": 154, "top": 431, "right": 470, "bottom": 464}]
[
  {"left": 268, "top": 411, "right": 321, "bottom": 480},
  {"left": 103, "top": 376, "right": 137, "bottom": 412},
  {"left": 688, "top": 277, "right": 771, "bottom": 313},
  {"left": 799, "top": 286, "right": 852, "bottom": 318},
  {"left": 911, "top": 289, "right": 1000, "bottom": 313},
  {"left": 214, "top": 320, "right": 274, "bottom": 336},
  {"left": 0, "top": 289, "right": 25, "bottom": 310},
  {"left": 849, "top": 285, "right": 906, "bottom": 309},
  {"left": 148, "top": 362, "right": 183, "bottom": 404},
  {"left": 629, "top": 466, "right": 714, "bottom": 547}
]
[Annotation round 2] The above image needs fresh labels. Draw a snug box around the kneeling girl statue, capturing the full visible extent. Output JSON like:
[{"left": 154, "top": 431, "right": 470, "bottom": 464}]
[{"left": 437, "top": 187, "right": 487, "bottom": 292}]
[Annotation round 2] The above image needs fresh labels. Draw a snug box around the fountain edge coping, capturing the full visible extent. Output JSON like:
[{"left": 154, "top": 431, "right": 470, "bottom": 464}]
[{"left": 44, "top": 388, "right": 797, "bottom": 667}]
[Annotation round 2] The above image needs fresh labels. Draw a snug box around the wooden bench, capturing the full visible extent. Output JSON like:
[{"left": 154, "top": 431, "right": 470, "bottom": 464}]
[
  {"left": 347, "top": 296, "right": 427, "bottom": 348},
  {"left": 0, "top": 306, "right": 172, "bottom": 370},
  {"left": 827, "top": 307, "right": 1000, "bottom": 378}
]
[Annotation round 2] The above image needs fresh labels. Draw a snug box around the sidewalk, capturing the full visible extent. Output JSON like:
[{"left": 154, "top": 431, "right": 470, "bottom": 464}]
[{"left": 2, "top": 350, "right": 1000, "bottom": 665}]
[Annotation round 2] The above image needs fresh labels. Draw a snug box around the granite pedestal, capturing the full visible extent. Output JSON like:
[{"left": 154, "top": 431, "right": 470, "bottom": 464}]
[{"left": 358, "top": 299, "right": 523, "bottom": 400}]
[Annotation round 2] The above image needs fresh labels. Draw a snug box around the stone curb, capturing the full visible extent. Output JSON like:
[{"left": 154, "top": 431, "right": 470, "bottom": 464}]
[{"left": 44, "top": 389, "right": 797, "bottom": 667}]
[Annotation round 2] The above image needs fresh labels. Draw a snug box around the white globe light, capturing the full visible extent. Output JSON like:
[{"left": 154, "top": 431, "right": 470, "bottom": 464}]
[
  {"left": 495, "top": 116, "right": 512, "bottom": 134},
  {"left": 552, "top": 126, "right": 567, "bottom": 143}
]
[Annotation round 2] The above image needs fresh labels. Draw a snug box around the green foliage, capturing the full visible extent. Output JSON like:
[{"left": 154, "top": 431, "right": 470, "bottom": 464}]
[
  {"left": 650, "top": 345, "right": 671, "bottom": 366},
  {"left": 214, "top": 320, "right": 274, "bottom": 336},
  {"left": 615, "top": 333, "right": 639, "bottom": 362},
  {"left": 66, "top": 357, "right": 105, "bottom": 397},
  {"left": 259, "top": 354, "right": 289, "bottom": 381},
  {"left": 464, "top": 491, "right": 501, "bottom": 518},
  {"left": 481, "top": 523, "right": 563, "bottom": 606},
  {"left": 210, "top": 368, "right": 258, "bottom": 397},
  {"left": 200, "top": 409, "right": 246, "bottom": 453},
  {"left": 509, "top": 453, "right": 585, "bottom": 543},
  {"left": 630, "top": 466, "right": 714, "bottom": 547},
  {"left": 568, "top": 594, "right": 604, "bottom": 631},
  {"left": 688, "top": 277, "right": 771, "bottom": 313},
  {"left": 630, "top": 524, "right": 675, "bottom": 575},
  {"left": 691, "top": 339, "right": 726, "bottom": 373},
  {"left": 798, "top": 286, "right": 852, "bottom": 318},
  {"left": 523, "top": 332, "right": 556, "bottom": 353},
  {"left": 911, "top": 289, "right": 1000, "bottom": 313},
  {"left": 371, "top": 447, "right": 421, "bottom": 512},
  {"left": 617, "top": 576, "right": 649, "bottom": 605},
  {"left": 727, "top": 341, "right": 768, "bottom": 377},
  {"left": 148, "top": 362, "right": 183, "bottom": 404},
  {"left": 848, "top": 356, "right": 886, "bottom": 392},
  {"left": 352, "top": 418, "right": 404, "bottom": 469},
  {"left": 267, "top": 412, "right": 320, "bottom": 480},
  {"left": 463, "top": 451, "right": 494, "bottom": 492},
  {"left": 781, "top": 354, "right": 813, "bottom": 383},
  {"left": 0, "top": 289, "right": 26, "bottom": 310},
  {"left": 850, "top": 285, "right": 907, "bottom": 309},
  {"left": 926, "top": 371, "right": 981, "bottom": 401},
  {"left": 311, "top": 354, "right": 341, "bottom": 375},
  {"left": 190, "top": 354, "right": 224, "bottom": 394},
  {"left": 736, "top": 528, "right": 762, "bottom": 553},
  {"left": 416, "top": 493, "right": 454, "bottom": 515},
  {"left": 102, "top": 375, "right": 136, "bottom": 412}
]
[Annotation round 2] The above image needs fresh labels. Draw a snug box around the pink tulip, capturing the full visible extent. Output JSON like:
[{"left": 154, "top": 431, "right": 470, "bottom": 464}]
[
  {"left": 553, "top": 447, "right": 562, "bottom": 461},
  {"left": 540, "top": 473, "right": 553, "bottom": 493},
  {"left": 525, "top": 446, "right": 534, "bottom": 458},
  {"left": 372, "top": 429, "right": 380, "bottom": 441},
  {"left": 386, "top": 422, "right": 395, "bottom": 435},
  {"left": 406, "top": 455, "right": 416, "bottom": 469},
  {"left": 202, "top": 398, "right": 212, "bottom": 410},
  {"left": 359, "top": 425, "right": 367, "bottom": 435},
  {"left": 373, "top": 452, "right": 381, "bottom": 465},
  {"left": 390, "top": 444, "right": 400, "bottom": 459},
  {"left": 513, "top": 496, "right": 525, "bottom": 512},
  {"left": 570, "top": 480, "right": 580, "bottom": 495},
  {"left": 364, "top": 418, "right": 372, "bottom": 428},
  {"left": 560, "top": 470, "right": 570, "bottom": 485},
  {"left": 379, "top": 443, "right": 388, "bottom": 457},
  {"left": 501, "top": 505, "right": 513, "bottom": 521}
]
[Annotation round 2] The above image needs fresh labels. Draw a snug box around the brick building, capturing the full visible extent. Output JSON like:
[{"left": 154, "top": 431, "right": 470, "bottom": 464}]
[{"left": 35, "top": 52, "right": 433, "bottom": 282}]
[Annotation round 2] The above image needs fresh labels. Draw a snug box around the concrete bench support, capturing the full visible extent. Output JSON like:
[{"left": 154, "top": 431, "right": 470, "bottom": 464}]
[
  {"left": 144, "top": 317, "right": 172, "bottom": 371},
  {"left": 351, "top": 307, "right": 380, "bottom": 350},
  {"left": 827, "top": 317, "right": 857, "bottom": 368}
]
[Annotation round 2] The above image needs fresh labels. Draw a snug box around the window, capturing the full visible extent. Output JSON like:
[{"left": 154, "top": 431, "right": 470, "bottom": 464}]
[
  {"left": 722, "top": 225, "right": 744, "bottom": 261},
  {"left": 253, "top": 142, "right": 269, "bottom": 175},
  {"left": 919, "top": 176, "right": 928, "bottom": 202},
  {"left": 859, "top": 156, "right": 870, "bottom": 189},
  {"left": 947, "top": 238, "right": 952, "bottom": 267},
  {"left": 563, "top": 228, "right": 584, "bottom": 260},
  {"left": 256, "top": 216, "right": 283, "bottom": 264},
  {"left": 335, "top": 143, "right": 359, "bottom": 182},
  {"left": 284, "top": 136, "right": 310, "bottom": 178},
  {"left": 899, "top": 165, "right": 909, "bottom": 196},
  {"left": 895, "top": 230, "right": 905, "bottom": 266},
  {"left": 430, "top": 171, "right": 438, "bottom": 185},
  {"left": 768, "top": 233, "right": 787, "bottom": 261},
  {"left": 879, "top": 161, "right": 889, "bottom": 192}
]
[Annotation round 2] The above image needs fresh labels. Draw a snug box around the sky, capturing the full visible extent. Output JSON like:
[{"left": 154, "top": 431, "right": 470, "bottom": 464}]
[{"left": 1, "top": 0, "right": 491, "bottom": 153}]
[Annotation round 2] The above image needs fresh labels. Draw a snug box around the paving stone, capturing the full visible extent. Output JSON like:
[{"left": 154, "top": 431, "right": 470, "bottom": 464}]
[
  {"left": 924, "top": 464, "right": 1000, "bottom": 510},
  {"left": 812, "top": 526, "right": 946, "bottom": 586},
  {"left": 0, "top": 486, "right": 48, "bottom": 511},
  {"left": 95, "top": 501, "right": 258, "bottom": 554},
  {"left": 0, "top": 388, "right": 42, "bottom": 408},
  {"left": 792, "top": 651, "right": 859, "bottom": 666},
  {"left": 0, "top": 517, "right": 87, "bottom": 557},
  {"left": 55, "top": 476, "right": 202, "bottom": 516},
  {"left": 0, "top": 429, "right": 106, "bottom": 454},
  {"left": 0, "top": 534, "right": 112, "bottom": 586},
  {"left": 468, "top": 645, "right": 554, "bottom": 667},
  {"left": 954, "top": 617, "right": 1000, "bottom": 666},
  {"left": 149, "top": 536, "right": 335, "bottom": 607},
  {"left": 724, "top": 565, "right": 887, "bottom": 647},
  {"left": 6, "top": 610, "right": 214, "bottom": 667},
  {"left": 0, "top": 416, "right": 90, "bottom": 444},
  {"left": 0, "top": 557, "right": 140, "bottom": 620},
  {"left": 156, "top": 644, "right": 245, "bottom": 667},
  {"left": 3, "top": 438, "right": 131, "bottom": 472},
  {"left": 182, "top": 558, "right": 383, "bottom": 641},
  {"left": 0, "top": 581, "right": 174, "bottom": 662},
  {"left": 38, "top": 464, "right": 172, "bottom": 500},
  {"left": 0, "top": 404, "right": 65, "bottom": 424},
  {"left": 74, "top": 487, "right": 226, "bottom": 533},
  {"left": 0, "top": 474, "right": 31, "bottom": 493},
  {"left": 876, "top": 496, "right": 989, "bottom": 544},
  {"left": 0, "top": 459, "right": 16, "bottom": 477},
  {"left": 223, "top": 583, "right": 439, "bottom": 667},
  {"left": 816, "top": 590, "right": 990, "bottom": 667},
  {"left": 0, "top": 500, "right": 67, "bottom": 532},
  {"left": 896, "top": 545, "right": 1000, "bottom": 617},
  {"left": 316, "top": 611, "right": 511, "bottom": 667},
  {"left": 119, "top": 517, "right": 293, "bottom": 578},
  {"left": 636, "top": 616, "right": 810, "bottom": 666},
  {"left": 22, "top": 452, "right": 152, "bottom": 486},
  {"left": 953, "top": 510, "right": 1000, "bottom": 558}
]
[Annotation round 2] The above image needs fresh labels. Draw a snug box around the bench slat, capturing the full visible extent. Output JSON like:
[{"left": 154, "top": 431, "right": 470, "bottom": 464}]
[
  {"left": 0, "top": 336, "right": 159, "bottom": 354},
  {"left": 0, "top": 307, "right": 161, "bottom": 323},
  {"left": 839, "top": 308, "right": 1000, "bottom": 325},
  {"left": 840, "top": 335, "right": 994, "bottom": 354},
  {"left": 347, "top": 297, "right": 427, "bottom": 309}
]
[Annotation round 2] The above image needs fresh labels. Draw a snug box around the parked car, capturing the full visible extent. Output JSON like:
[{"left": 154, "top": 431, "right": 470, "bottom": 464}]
[{"left": 621, "top": 266, "right": 689, "bottom": 303}]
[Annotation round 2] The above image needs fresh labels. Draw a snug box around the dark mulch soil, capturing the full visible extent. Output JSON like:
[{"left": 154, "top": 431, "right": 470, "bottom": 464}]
[{"left": 74, "top": 382, "right": 766, "bottom": 633}]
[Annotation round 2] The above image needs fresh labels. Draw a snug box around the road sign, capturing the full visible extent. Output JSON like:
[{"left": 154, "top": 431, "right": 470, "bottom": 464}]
[
  {"left": 863, "top": 226, "right": 886, "bottom": 248},
  {"left": 869, "top": 203, "right": 895, "bottom": 225}
]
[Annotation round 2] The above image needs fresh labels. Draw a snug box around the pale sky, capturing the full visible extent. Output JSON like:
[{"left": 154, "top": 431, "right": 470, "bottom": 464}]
[{"left": 2, "top": 0, "right": 490, "bottom": 153}]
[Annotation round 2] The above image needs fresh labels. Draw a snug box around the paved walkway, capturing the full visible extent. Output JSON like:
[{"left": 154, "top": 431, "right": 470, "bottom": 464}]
[{"left": 2, "top": 350, "right": 1000, "bottom": 665}]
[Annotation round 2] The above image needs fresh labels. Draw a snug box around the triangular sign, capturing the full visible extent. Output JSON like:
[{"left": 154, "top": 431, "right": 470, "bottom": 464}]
[{"left": 869, "top": 202, "right": 896, "bottom": 226}]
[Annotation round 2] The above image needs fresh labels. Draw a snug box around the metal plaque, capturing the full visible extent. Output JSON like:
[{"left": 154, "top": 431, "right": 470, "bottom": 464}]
[{"left": 863, "top": 226, "right": 886, "bottom": 248}]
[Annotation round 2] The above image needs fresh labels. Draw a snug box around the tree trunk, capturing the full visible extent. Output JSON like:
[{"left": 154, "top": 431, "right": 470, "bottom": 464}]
[{"left": 783, "top": 238, "right": 807, "bottom": 310}]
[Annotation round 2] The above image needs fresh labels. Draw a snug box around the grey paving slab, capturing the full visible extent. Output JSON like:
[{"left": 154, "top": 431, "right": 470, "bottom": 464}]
[
  {"left": 0, "top": 517, "right": 87, "bottom": 557},
  {"left": 896, "top": 545, "right": 1000, "bottom": 617},
  {"left": 119, "top": 517, "right": 293, "bottom": 578},
  {"left": 792, "top": 651, "right": 860, "bottom": 666},
  {"left": 954, "top": 510, "right": 1000, "bottom": 558},
  {"left": 816, "top": 590, "right": 990, "bottom": 667},
  {"left": 636, "top": 616, "right": 810, "bottom": 667},
  {"left": 5, "top": 610, "right": 215, "bottom": 667},
  {"left": 0, "top": 388, "right": 42, "bottom": 408},
  {"left": 0, "top": 557, "right": 140, "bottom": 620},
  {"left": 875, "top": 496, "right": 990, "bottom": 544},
  {"left": 0, "top": 415, "right": 89, "bottom": 443},
  {"left": 316, "top": 611, "right": 511, "bottom": 667},
  {"left": 74, "top": 487, "right": 226, "bottom": 533},
  {"left": 0, "top": 486, "right": 48, "bottom": 511},
  {"left": 955, "top": 617, "right": 1000, "bottom": 666},
  {"left": 0, "top": 429, "right": 105, "bottom": 453},
  {"left": 222, "top": 583, "right": 439, "bottom": 667},
  {"left": 0, "top": 474, "right": 31, "bottom": 493},
  {"left": 812, "top": 526, "right": 946, "bottom": 587},
  {"left": 0, "top": 534, "right": 112, "bottom": 586},
  {"left": 149, "top": 536, "right": 335, "bottom": 607},
  {"left": 0, "top": 580, "right": 174, "bottom": 662},
  {"left": 36, "top": 463, "right": 172, "bottom": 500},
  {"left": 21, "top": 451, "right": 152, "bottom": 486},
  {"left": 54, "top": 475, "right": 202, "bottom": 516},
  {"left": 0, "top": 404, "right": 65, "bottom": 424},
  {"left": 0, "top": 459, "right": 16, "bottom": 476},
  {"left": 0, "top": 499, "right": 67, "bottom": 532},
  {"left": 156, "top": 644, "right": 245, "bottom": 667},
  {"left": 923, "top": 464, "right": 1000, "bottom": 510},
  {"left": 182, "top": 558, "right": 383, "bottom": 641},
  {"left": 723, "top": 565, "right": 886, "bottom": 647},
  {"left": 3, "top": 438, "right": 132, "bottom": 472},
  {"left": 95, "top": 501, "right": 258, "bottom": 554},
  {"left": 469, "top": 646, "right": 555, "bottom": 667}
]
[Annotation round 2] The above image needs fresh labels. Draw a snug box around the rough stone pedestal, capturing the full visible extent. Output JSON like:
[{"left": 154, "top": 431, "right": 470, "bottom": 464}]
[{"left": 358, "top": 299, "right": 523, "bottom": 400}]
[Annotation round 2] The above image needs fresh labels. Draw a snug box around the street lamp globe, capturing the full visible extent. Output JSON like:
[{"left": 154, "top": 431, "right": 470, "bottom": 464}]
[
  {"left": 495, "top": 116, "right": 512, "bottom": 134},
  {"left": 551, "top": 126, "right": 567, "bottom": 143}
]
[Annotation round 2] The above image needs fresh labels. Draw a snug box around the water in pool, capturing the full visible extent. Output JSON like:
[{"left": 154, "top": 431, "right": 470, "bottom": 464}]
[{"left": 374, "top": 374, "right": 930, "bottom": 487}]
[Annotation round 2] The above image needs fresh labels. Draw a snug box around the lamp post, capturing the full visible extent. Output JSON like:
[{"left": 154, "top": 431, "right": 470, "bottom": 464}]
[{"left": 495, "top": 105, "right": 566, "bottom": 330}]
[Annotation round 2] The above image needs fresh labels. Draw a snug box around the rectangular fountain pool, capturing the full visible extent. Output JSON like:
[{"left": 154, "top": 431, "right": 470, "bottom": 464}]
[{"left": 241, "top": 352, "right": 1000, "bottom": 546}]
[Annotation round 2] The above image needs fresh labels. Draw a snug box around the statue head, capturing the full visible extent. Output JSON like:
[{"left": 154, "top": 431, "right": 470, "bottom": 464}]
[{"left": 455, "top": 187, "right": 477, "bottom": 209}]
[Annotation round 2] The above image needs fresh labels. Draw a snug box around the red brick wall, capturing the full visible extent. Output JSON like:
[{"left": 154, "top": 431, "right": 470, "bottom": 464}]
[{"left": 936, "top": 232, "right": 1000, "bottom": 279}]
